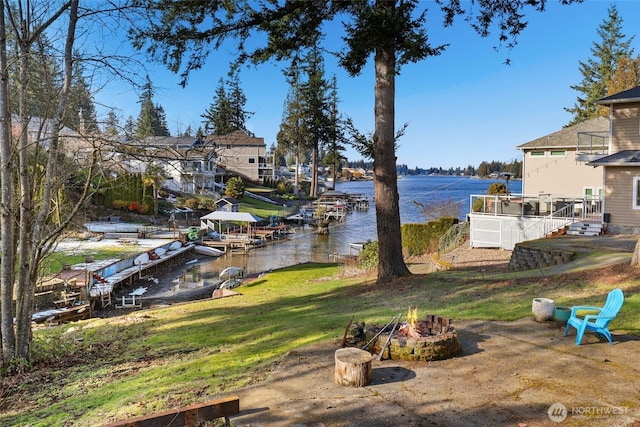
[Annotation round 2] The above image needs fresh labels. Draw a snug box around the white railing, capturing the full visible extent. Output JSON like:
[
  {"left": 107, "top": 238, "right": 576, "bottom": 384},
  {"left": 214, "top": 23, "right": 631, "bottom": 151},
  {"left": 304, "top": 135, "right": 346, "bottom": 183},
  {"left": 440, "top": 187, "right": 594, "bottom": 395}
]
[
  {"left": 468, "top": 194, "right": 604, "bottom": 249},
  {"left": 469, "top": 193, "right": 603, "bottom": 221},
  {"left": 519, "top": 203, "right": 575, "bottom": 242}
]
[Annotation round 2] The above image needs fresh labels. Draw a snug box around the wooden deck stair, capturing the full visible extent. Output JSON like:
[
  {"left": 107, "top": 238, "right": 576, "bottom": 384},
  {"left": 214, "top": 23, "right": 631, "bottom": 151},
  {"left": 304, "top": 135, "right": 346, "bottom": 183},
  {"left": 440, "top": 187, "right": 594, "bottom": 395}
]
[{"left": 566, "top": 221, "right": 604, "bottom": 236}]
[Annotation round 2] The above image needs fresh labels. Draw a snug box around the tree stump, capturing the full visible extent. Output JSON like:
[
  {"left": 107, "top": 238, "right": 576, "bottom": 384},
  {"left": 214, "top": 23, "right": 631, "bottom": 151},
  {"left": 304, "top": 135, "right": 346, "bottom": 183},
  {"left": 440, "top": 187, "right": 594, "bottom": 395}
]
[{"left": 334, "top": 347, "right": 372, "bottom": 387}]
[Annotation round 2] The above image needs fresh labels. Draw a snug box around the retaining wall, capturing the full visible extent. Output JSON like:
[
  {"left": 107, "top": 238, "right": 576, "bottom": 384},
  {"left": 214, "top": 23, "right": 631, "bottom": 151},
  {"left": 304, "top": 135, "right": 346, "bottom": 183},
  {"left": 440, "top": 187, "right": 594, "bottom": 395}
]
[{"left": 508, "top": 244, "right": 575, "bottom": 271}]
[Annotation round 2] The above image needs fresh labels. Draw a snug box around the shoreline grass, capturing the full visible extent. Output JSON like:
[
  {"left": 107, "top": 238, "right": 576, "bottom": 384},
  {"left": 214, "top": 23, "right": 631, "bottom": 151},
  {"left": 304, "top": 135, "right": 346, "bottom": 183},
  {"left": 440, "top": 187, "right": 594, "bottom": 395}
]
[{"left": 2, "top": 258, "right": 638, "bottom": 426}]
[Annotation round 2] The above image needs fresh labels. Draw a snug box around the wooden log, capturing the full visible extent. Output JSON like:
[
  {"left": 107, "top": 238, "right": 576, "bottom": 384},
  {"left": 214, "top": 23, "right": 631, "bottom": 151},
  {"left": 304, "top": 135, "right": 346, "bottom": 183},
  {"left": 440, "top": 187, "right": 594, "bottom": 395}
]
[
  {"left": 334, "top": 347, "right": 372, "bottom": 387},
  {"left": 98, "top": 396, "right": 239, "bottom": 427}
]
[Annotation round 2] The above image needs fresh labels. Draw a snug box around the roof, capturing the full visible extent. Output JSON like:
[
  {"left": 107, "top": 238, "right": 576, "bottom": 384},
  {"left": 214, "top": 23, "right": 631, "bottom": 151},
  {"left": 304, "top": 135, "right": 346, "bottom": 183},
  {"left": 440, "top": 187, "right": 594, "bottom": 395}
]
[
  {"left": 215, "top": 197, "right": 239, "bottom": 205},
  {"left": 320, "top": 190, "right": 348, "bottom": 198},
  {"left": 596, "top": 86, "right": 640, "bottom": 105},
  {"left": 200, "top": 211, "right": 263, "bottom": 222},
  {"left": 588, "top": 150, "right": 640, "bottom": 167},
  {"left": 206, "top": 130, "right": 265, "bottom": 147},
  {"left": 516, "top": 116, "right": 609, "bottom": 150}
]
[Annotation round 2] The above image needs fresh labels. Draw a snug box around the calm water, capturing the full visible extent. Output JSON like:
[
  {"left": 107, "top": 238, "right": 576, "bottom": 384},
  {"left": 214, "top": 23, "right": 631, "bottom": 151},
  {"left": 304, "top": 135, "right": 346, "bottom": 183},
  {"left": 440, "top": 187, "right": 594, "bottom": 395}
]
[{"left": 178, "top": 176, "right": 521, "bottom": 286}]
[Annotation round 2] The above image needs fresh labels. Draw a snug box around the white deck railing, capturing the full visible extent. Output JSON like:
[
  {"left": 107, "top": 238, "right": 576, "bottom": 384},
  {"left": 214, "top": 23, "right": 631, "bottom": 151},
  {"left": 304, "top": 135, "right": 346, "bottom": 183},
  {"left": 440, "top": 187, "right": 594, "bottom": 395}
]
[
  {"left": 468, "top": 194, "right": 604, "bottom": 249},
  {"left": 469, "top": 193, "right": 603, "bottom": 221}
]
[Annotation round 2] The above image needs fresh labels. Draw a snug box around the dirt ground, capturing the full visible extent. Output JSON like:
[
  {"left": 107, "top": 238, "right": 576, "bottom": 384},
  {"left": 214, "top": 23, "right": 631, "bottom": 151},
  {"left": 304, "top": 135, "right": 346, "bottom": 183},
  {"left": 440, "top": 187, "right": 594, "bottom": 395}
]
[{"left": 228, "top": 317, "right": 640, "bottom": 427}]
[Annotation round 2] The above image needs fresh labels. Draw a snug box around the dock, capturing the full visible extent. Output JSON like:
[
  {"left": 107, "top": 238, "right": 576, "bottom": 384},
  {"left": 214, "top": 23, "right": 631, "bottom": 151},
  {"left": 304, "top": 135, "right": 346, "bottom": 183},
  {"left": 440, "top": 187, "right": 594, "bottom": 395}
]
[{"left": 82, "top": 241, "right": 193, "bottom": 307}]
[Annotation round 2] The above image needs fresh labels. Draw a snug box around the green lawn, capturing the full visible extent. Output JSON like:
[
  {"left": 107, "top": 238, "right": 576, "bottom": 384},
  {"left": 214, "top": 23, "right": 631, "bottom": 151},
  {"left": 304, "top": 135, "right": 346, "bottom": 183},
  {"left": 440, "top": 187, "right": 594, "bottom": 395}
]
[{"left": 2, "top": 258, "right": 638, "bottom": 426}]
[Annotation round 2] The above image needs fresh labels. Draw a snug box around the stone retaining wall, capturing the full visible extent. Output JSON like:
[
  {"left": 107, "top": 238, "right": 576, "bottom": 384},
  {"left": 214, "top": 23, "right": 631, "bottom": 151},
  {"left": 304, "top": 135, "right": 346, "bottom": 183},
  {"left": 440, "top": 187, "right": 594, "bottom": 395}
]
[{"left": 508, "top": 244, "right": 575, "bottom": 271}]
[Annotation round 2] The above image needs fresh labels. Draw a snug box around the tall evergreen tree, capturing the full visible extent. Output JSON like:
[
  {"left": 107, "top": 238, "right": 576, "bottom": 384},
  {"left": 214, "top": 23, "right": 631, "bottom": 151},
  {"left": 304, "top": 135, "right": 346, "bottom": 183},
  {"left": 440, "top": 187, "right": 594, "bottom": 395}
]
[
  {"left": 278, "top": 63, "right": 308, "bottom": 194},
  {"left": 65, "top": 61, "right": 98, "bottom": 133},
  {"left": 228, "top": 71, "right": 254, "bottom": 135},
  {"left": 123, "top": 115, "right": 136, "bottom": 140},
  {"left": 133, "top": 0, "right": 582, "bottom": 284},
  {"left": 202, "top": 73, "right": 252, "bottom": 135},
  {"left": 202, "top": 78, "right": 233, "bottom": 135},
  {"left": 565, "top": 5, "right": 635, "bottom": 125},
  {"left": 104, "top": 110, "right": 119, "bottom": 136},
  {"left": 323, "top": 75, "right": 347, "bottom": 189},
  {"left": 136, "top": 75, "right": 170, "bottom": 137},
  {"left": 300, "top": 45, "right": 332, "bottom": 197}
]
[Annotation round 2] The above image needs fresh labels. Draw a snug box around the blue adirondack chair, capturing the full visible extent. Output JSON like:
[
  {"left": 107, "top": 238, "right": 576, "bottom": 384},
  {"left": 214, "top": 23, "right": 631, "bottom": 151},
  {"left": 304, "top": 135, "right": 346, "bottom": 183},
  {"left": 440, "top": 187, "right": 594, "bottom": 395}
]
[{"left": 564, "top": 288, "right": 624, "bottom": 345}]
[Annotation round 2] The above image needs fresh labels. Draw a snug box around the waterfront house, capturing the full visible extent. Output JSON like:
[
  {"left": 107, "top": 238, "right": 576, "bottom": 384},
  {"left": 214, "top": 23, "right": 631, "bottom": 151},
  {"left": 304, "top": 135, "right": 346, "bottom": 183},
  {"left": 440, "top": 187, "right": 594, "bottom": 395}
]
[
  {"left": 588, "top": 86, "right": 640, "bottom": 234},
  {"left": 468, "top": 86, "right": 640, "bottom": 249},
  {"left": 117, "top": 136, "right": 222, "bottom": 193},
  {"left": 205, "top": 130, "right": 274, "bottom": 184},
  {"left": 516, "top": 116, "right": 608, "bottom": 199}
]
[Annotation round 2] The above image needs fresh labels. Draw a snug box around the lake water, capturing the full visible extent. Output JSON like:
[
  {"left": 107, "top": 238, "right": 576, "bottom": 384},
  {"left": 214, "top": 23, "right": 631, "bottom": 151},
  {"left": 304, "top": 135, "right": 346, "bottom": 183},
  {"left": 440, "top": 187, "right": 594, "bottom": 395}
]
[{"left": 178, "top": 176, "right": 522, "bottom": 285}]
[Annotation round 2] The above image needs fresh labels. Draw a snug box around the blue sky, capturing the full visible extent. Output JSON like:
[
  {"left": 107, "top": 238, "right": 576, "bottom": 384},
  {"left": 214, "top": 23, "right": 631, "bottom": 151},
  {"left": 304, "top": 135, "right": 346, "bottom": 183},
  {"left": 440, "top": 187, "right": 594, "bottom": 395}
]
[{"left": 95, "top": 1, "right": 640, "bottom": 170}]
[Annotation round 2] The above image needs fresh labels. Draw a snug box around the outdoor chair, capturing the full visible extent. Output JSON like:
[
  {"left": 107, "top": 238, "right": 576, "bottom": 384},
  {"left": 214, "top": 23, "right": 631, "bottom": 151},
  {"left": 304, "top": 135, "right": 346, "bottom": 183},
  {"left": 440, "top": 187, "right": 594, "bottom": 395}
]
[{"left": 564, "top": 288, "right": 624, "bottom": 345}]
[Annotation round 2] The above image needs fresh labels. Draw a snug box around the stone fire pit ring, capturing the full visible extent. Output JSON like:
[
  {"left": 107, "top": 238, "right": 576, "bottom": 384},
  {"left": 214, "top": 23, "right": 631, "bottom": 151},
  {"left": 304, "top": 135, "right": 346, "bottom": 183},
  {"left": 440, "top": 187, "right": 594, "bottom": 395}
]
[{"left": 364, "top": 315, "right": 461, "bottom": 362}]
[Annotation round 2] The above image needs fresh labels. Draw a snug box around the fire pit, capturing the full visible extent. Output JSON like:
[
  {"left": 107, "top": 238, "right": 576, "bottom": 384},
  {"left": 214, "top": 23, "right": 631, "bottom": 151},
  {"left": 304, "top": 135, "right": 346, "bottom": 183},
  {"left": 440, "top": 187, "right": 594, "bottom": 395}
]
[{"left": 363, "top": 310, "right": 460, "bottom": 361}]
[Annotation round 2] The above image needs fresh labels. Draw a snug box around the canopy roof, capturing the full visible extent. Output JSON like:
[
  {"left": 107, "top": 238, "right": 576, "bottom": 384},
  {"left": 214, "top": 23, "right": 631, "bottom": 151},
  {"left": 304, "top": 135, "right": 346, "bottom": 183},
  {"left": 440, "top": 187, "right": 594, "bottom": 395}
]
[{"left": 200, "top": 211, "right": 263, "bottom": 223}]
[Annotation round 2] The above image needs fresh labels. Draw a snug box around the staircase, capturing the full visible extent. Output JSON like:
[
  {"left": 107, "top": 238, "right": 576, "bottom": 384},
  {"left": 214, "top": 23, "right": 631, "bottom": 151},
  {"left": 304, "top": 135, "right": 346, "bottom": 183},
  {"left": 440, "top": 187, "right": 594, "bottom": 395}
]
[{"left": 566, "top": 221, "right": 605, "bottom": 236}]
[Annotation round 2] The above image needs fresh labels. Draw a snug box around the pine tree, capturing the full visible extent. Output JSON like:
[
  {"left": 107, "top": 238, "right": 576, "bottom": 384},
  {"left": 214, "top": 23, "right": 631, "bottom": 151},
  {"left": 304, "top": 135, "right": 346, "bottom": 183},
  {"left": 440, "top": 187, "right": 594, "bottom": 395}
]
[
  {"left": 65, "top": 62, "right": 98, "bottom": 133},
  {"left": 136, "top": 76, "right": 156, "bottom": 137},
  {"left": 202, "top": 78, "right": 231, "bottom": 134},
  {"left": 565, "top": 5, "right": 635, "bottom": 125},
  {"left": 228, "top": 72, "right": 254, "bottom": 135},
  {"left": 299, "top": 45, "right": 331, "bottom": 197},
  {"left": 136, "top": 76, "right": 170, "bottom": 137},
  {"left": 202, "top": 73, "right": 252, "bottom": 135},
  {"left": 123, "top": 115, "right": 136, "bottom": 140},
  {"left": 103, "top": 110, "right": 119, "bottom": 136},
  {"left": 133, "top": 0, "right": 584, "bottom": 284}
]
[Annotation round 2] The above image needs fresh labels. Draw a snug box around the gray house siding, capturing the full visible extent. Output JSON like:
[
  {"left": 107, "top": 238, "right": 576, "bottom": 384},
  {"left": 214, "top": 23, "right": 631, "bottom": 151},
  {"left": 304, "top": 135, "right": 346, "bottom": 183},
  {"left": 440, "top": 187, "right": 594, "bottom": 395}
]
[
  {"left": 604, "top": 167, "right": 640, "bottom": 233},
  {"left": 612, "top": 102, "right": 640, "bottom": 152}
]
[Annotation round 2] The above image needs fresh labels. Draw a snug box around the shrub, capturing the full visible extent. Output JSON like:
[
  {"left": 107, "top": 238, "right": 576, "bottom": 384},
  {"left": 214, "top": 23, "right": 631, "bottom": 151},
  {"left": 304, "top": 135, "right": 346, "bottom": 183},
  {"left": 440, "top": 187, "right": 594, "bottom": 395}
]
[
  {"left": 184, "top": 198, "right": 199, "bottom": 209},
  {"left": 472, "top": 198, "right": 485, "bottom": 212},
  {"left": 357, "top": 241, "right": 378, "bottom": 270},
  {"left": 226, "top": 177, "right": 245, "bottom": 199},
  {"left": 276, "top": 179, "right": 293, "bottom": 195},
  {"left": 488, "top": 182, "right": 507, "bottom": 195},
  {"left": 112, "top": 200, "right": 128, "bottom": 210},
  {"left": 401, "top": 217, "right": 458, "bottom": 257},
  {"left": 136, "top": 203, "right": 149, "bottom": 214},
  {"left": 200, "top": 197, "right": 217, "bottom": 210}
]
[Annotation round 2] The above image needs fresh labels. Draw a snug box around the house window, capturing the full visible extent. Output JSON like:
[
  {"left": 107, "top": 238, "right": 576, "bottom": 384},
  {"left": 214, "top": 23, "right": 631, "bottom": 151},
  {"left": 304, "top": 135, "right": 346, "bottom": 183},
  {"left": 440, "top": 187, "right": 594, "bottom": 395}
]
[
  {"left": 550, "top": 150, "right": 566, "bottom": 157},
  {"left": 634, "top": 177, "right": 640, "bottom": 209},
  {"left": 530, "top": 150, "right": 545, "bottom": 157},
  {"left": 584, "top": 187, "right": 594, "bottom": 200},
  {"left": 248, "top": 158, "right": 255, "bottom": 164}
]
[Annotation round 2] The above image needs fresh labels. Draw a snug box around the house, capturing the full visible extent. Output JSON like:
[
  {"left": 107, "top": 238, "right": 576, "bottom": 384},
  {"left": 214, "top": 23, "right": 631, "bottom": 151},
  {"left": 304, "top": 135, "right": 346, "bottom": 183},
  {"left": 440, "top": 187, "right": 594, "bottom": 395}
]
[
  {"left": 206, "top": 131, "right": 274, "bottom": 184},
  {"left": 516, "top": 116, "right": 608, "bottom": 200},
  {"left": 468, "top": 86, "right": 640, "bottom": 249},
  {"left": 588, "top": 86, "right": 640, "bottom": 234},
  {"left": 117, "top": 136, "right": 222, "bottom": 193}
]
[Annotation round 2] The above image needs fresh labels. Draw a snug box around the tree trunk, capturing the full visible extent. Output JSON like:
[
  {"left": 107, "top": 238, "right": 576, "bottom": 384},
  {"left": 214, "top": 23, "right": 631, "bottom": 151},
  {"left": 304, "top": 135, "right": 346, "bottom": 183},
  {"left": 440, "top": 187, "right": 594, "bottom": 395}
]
[
  {"left": 631, "top": 239, "right": 640, "bottom": 267},
  {"left": 0, "top": 0, "right": 17, "bottom": 362},
  {"left": 372, "top": 0, "right": 411, "bottom": 283},
  {"left": 310, "top": 145, "right": 318, "bottom": 198},
  {"left": 334, "top": 347, "right": 372, "bottom": 387},
  {"left": 13, "top": 0, "right": 80, "bottom": 360}
]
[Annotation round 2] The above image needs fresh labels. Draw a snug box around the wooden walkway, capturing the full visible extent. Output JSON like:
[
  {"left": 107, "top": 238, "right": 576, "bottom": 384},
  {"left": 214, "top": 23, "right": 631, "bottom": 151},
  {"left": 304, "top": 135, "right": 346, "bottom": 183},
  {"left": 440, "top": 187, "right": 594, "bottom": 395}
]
[{"left": 83, "top": 241, "right": 193, "bottom": 307}]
